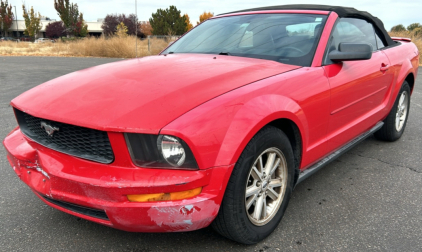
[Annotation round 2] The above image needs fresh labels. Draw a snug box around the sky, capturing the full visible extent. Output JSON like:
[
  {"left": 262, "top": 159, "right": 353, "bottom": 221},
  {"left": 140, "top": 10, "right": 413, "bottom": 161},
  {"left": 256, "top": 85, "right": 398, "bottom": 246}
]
[{"left": 12, "top": 0, "right": 422, "bottom": 31}]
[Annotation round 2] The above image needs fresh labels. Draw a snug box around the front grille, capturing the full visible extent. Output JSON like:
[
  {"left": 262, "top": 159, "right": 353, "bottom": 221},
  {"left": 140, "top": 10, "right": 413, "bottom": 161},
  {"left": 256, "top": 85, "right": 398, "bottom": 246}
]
[
  {"left": 14, "top": 109, "right": 114, "bottom": 164},
  {"left": 41, "top": 195, "right": 109, "bottom": 220}
]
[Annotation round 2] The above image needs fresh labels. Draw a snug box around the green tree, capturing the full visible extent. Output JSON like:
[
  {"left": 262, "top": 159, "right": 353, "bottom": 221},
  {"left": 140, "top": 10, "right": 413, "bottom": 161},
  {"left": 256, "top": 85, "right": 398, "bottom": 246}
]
[
  {"left": 390, "top": 24, "right": 406, "bottom": 33},
  {"left": 407, "top": 23, "right": 422, "bottom": 32},
  {"left": 0, "top": 0, "right": 14, "bottom": 36},
  {"left": 149, "top": 6, "right": 187, "bottom": 35},
  {"left": 22, "top": 4, "right": 42, "bottom": 39},
  {"left": 54, "top": 0, "right": 87, "bottom": 37}
]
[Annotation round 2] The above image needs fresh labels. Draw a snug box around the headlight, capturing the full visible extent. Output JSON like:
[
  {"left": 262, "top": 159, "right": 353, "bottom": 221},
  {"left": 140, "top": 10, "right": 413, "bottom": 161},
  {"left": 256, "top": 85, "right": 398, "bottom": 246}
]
[
  {"left": 157, "top": 135, "right": 186, "bottom": 166},
  {"left": 124, "top": 133, "right": 198, "bottom": 169}
]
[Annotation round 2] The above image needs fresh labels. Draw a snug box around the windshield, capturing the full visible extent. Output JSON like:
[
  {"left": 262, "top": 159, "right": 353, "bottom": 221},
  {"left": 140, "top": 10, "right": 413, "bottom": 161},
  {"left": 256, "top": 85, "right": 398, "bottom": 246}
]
[{"left": 162, "top": 14, "right": 327, "bottom": 66}]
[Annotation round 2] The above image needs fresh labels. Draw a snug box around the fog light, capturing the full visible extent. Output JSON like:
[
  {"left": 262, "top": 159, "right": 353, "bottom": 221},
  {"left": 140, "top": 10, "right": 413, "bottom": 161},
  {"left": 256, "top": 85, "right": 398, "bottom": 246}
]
[{"left": 127, "top": 187, "right": 202, "bottom": 202}]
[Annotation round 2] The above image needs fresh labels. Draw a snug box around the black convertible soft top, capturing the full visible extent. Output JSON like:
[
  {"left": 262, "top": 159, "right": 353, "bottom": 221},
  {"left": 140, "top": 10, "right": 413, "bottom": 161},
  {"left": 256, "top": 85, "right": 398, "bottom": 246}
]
[{"left": 220, "top": 4, "right": 394, "bottom": 47}]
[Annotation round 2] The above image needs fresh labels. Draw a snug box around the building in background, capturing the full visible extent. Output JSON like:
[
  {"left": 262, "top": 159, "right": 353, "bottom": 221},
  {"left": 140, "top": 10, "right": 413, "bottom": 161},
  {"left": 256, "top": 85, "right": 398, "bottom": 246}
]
[{"left": 8, "top": 17, "right": 103, "bottom": 38}]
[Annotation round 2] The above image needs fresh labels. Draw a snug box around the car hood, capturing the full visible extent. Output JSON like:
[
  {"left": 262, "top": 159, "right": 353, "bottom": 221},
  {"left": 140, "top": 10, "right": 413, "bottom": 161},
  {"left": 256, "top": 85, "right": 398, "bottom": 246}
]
[{"left": 12, "top": 54, "right": 300, "bottom": 133}]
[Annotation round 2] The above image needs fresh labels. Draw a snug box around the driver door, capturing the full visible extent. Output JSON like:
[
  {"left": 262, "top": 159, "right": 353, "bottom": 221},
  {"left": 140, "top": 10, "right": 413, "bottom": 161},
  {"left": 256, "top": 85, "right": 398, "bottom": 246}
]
[{"left": 323, "top": 18, "right": 394, "bottom": 153}]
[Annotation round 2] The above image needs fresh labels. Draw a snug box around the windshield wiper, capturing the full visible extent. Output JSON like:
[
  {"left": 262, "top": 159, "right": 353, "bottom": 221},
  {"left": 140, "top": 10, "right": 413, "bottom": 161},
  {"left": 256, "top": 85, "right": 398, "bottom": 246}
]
[{"left": 218, "top": 52, "right": 230, "bottom": 55}]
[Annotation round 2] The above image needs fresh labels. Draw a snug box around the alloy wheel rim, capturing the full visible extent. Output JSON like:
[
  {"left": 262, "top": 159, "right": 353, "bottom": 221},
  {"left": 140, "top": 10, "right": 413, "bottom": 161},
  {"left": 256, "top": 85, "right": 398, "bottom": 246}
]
[
  {"left": 245, "top": 147, "right": 288, "bottom": 226},
  {"left": 395, "top": 91, "right": 409, "bottom": 132}
]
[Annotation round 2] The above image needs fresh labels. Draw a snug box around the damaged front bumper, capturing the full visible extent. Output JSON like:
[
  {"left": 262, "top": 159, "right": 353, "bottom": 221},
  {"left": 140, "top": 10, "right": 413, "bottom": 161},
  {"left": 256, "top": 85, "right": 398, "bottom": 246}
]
[{"left": 3, "top": 127, "right": 233, "bottom": 232}]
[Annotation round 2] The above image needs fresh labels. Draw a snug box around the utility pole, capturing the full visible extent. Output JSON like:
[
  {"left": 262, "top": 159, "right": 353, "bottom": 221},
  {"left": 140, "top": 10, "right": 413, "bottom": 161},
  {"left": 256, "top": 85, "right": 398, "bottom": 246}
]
[
  {"left": 14, "top": 6, "right": 19, "bottom": 38},
  {"left": 135, "top": 0, "right": 138, "bottom": 58}
]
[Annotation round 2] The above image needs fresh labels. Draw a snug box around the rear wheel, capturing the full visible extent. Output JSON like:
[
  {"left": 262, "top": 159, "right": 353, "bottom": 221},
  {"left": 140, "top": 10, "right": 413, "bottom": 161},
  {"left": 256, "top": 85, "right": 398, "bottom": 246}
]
[
  {"left": 212, "top": 126, "right": 294, "bottom": 244},
  {"left": 375, "top": 82, "right": 411, "bottom": 141}
]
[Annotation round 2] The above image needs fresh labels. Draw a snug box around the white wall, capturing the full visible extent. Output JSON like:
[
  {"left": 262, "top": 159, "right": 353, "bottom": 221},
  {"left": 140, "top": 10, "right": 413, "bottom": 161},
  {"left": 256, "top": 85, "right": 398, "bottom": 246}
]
[{"left": 8, "top": 20, "right": 103, "bottom": 38}]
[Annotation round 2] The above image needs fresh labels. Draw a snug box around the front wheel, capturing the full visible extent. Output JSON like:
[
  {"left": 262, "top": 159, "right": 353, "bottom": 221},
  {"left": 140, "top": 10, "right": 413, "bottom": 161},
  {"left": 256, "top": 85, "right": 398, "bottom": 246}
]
[
  {"left": 375, "top": 81, "right": 411, "bottom": 141},
  {"left": 212, "top": 126, "right": 295, "bottom": 244}
]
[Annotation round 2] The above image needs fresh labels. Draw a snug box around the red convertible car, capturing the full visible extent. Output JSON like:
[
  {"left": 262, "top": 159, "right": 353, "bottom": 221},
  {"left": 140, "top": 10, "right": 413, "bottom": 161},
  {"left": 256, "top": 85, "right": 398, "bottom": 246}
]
[{"left": 3, "top": 5, "right": 419, "bottom": 244}]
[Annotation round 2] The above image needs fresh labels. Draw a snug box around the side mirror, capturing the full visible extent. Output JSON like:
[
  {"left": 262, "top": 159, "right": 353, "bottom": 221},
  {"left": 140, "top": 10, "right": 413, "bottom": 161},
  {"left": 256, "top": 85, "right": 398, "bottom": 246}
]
[{"left": 329, "top": 43, "right": 372, "bottom": 62}]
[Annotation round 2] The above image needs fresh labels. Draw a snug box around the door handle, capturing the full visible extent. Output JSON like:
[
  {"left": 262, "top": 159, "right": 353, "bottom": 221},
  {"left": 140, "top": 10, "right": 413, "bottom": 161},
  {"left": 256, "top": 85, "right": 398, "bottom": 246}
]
[{"left": 380, "top": 64, "right": 390, "bottom": 72}]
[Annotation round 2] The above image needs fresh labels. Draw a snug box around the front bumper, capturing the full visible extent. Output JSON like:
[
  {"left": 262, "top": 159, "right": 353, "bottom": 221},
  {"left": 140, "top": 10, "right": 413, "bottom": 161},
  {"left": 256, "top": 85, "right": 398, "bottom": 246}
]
[{"left": 3, "top": 128, "right": 233, "bottom": 232}]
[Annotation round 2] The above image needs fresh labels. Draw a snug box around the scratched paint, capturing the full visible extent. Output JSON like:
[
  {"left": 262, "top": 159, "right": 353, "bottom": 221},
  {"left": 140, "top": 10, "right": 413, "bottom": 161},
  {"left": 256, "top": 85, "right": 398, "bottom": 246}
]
[
  {"left": 35, "top": 166, "right": 50, "bottom": 179},
  {"left": 147, "top": 199, "right": 219, "bottom": 231},
  {"left": 180, "top": 205, "right": 200, "bottom": 215},
  {"left": 23, "top": 160, "right": 50, "bottom": 179}
]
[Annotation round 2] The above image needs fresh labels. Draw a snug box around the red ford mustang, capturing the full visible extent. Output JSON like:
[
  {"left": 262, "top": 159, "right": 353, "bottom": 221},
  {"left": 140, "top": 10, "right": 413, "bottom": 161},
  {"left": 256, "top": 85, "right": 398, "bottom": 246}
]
[{"left": 3, "top": 5, "right": 419, "bottom": 244}]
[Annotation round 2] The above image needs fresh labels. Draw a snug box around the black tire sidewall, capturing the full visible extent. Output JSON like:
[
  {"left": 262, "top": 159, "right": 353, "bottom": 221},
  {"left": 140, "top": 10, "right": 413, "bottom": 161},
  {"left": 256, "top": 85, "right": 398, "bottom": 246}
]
[
  {"left": 226, "top": 127, "right": 295, "bottom": 244},
  {"left": 388, "top": 82, "right": 411, "bottom": 139},
  {"left": 375, "top": 81, "right": 411, "bottom": 142}
]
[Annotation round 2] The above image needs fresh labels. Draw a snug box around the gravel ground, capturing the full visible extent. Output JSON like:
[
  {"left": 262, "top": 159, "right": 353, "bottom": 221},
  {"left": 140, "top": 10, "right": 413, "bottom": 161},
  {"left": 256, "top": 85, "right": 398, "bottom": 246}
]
[{"left": 1, "top": 56, "right": 421, "bottom": 252}]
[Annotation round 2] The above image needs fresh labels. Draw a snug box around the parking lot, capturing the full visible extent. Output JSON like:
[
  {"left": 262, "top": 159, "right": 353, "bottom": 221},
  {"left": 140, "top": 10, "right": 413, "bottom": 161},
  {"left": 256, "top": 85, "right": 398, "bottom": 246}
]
[{"left": 1, "top": 56, "right": 421, "bottom": 252}]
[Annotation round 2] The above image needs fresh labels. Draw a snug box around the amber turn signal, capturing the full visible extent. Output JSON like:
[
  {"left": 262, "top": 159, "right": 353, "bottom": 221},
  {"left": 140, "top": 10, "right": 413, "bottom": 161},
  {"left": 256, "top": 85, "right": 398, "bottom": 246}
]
[{"left": 127, "top": 187, "right": 202, "bottom": 202}]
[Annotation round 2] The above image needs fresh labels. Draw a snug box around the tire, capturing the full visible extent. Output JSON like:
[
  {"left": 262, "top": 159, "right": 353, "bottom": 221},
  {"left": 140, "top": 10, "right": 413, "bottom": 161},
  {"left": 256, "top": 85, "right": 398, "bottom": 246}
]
[
  {"left": 375, "top": 81, "right": 411, "bottom": 141},
  {"left": 211, "top": 126, "right": 295, "bottom": 244}
]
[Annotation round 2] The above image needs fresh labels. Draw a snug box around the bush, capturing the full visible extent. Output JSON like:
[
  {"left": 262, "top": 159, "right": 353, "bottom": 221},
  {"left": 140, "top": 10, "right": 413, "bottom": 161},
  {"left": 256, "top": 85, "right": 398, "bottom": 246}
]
[
  {"left": 391, "top": 24, "right": 406, "bottom": 33},
  {"left": 407, "top": 23, "right": 422, "bottom": 32},
  {"left": 45, "top": 21, "right": 66, "bottom": 38},
  {"left": 102, "top": 14, "right": 139, "bottom": 37},
  {"left": 413, "top": 28, "right": 422, "bottom": 38}
]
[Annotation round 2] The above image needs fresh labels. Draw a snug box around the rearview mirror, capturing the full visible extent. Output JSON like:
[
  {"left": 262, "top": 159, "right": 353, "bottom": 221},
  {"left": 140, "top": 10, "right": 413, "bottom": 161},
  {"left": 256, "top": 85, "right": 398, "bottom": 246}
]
[{"left": 329, "top": 43, "right": 372, "bottom": 62}]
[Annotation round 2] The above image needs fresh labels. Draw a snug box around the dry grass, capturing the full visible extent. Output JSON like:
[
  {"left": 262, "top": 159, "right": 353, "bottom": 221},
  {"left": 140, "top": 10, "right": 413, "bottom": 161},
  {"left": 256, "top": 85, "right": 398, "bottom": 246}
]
[
  {"left": 1, "top": 34, "right": 421, "bottom": 65},
  {"left": 389, "top": 31, "right": 422, "bottom": 65},
  {"left": 0, "top": 36, "right": 171, "bottom": 58}
]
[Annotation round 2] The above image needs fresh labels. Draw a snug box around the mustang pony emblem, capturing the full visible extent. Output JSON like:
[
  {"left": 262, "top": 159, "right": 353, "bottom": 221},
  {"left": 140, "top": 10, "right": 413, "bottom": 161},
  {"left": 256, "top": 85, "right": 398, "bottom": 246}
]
[{"left": 40, "top": 121, "right": 59, "bottom": 137}]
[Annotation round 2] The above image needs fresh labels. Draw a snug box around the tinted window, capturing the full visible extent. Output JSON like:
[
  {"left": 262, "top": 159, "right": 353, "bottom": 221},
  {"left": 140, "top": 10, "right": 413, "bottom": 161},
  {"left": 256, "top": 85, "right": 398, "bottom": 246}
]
[
  {"left": 162, "top": 14, "right": 328, "bottom": 67},
  {"left": 324, "top": 18, "right": 377, "bottom": 65}
]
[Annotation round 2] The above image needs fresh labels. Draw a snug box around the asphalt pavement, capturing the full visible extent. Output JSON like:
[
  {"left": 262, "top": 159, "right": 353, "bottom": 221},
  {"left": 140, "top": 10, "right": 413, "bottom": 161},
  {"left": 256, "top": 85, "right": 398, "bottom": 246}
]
[{"left": 1, "top": 56, "right": 421, "bottom": 252}]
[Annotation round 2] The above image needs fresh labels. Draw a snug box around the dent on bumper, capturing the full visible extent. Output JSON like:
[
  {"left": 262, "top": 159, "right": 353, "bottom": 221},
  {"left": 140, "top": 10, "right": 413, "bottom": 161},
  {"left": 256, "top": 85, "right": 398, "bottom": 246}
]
[{"left": 3, "top": 128, "right": 233, "bottom": 232}]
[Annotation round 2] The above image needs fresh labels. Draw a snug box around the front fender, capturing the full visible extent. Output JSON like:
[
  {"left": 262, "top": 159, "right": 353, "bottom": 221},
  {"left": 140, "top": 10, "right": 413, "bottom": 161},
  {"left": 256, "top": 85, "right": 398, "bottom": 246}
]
[
  {"left": 160, "top": 81, "right": 310, "bottom": 170},
  {"left": 214, "top": 94, "right": 306, "bottom": 167}
]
